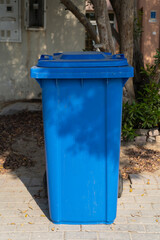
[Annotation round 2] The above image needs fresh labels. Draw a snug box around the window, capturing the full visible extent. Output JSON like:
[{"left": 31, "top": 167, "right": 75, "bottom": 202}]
[
  {"left": 25, "top": 0, "right": 46, "bottom": 30},
  {"left": 151, "top": 11, "right": 156, "bottom": 19},
  {"left": 149, "top": 11, "right": 156, "bottom": 22}
]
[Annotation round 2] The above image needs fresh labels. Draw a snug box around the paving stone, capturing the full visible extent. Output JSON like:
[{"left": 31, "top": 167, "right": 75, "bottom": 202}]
[
  {"left": 82, "top": 224, "right": 113, "bottom": 232},
  {"left": 135, "top": 196, "right": 160, "bottom": 204},
  {"left": 53, "top": 224, "right": 80, "bottom": 232},
  {"left": 0, "top": 224, "right": 16, "bottom": 232},
  {"left": 129, "top": 174, "right": 146, "bottom": 185},
  {"left": 0, "top": 203, "right": 8, "bottom": 210},
  {"left": 16, "top": 223, "right": 49, "bottom": 232},
  {"left": 146, "top": 189, "right": 160, "bottom": 195},
  {"left": 132, "top": 184, "right": 158, "bottom": 189},
  {"left": 0, "top": 196, "right": 29, "bottom": 203},
  {"left": 31, "top": 232, "right": 64, "bottom": 240},
  {"left": 64, "top": 231, "right": 97, "bottom": 239},
  {"left": 122, "top": 188, "right": 145, "bottom": 195},
  {"left": 117, "top": 202, "right": 125, "bottom": 209},
  {"left": 117, "top": 209, "right": 142, "bottom": 217},
  {"left": 0, "top": 232, "right": 30, "bottom": 240},
  {"left": 154, "top": 175, "right": 160, "bottom": 184},
  {"left": 152, "top": 203, "right": 160, "bottom": 209},
  {"left": 140, "top": 174, "right": 158, "bottom": 184},
  {"left": 113, "top": 223, "right": 145, "bottom": 232},
  {"left": 127, "top": 216, "right": 158, "bottom": 224},
  {"left": 98, "top": 232, "right": 131, "bottom": 240},
  {"left": 145, "top": 224, "right": 160, "bottom": 232},
  {"left": 114, "top": 216, "right": 127, "bottom": 224},
  {"left": 140, "top": 209, "right": 160, "bottom": 217},
  {"left": 123, "top": 203, "right": 153, "bottom": 210},
  {"left": 131, "top": 233, "right": 160, "bottom": 240},
  {"left": 118, "top": 196, "right": 135, "bottom": 204}
]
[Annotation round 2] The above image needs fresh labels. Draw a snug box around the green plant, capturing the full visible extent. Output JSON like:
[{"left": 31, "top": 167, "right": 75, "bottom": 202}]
[
  {"left": 122, "top": 50, "right": 160, "bottom": 141},
  {"left": 122, "top": 82, "right": 160, "bottom": 140},
  {"left": 122, "top": 101, "right": 138, "bottom": 141}
]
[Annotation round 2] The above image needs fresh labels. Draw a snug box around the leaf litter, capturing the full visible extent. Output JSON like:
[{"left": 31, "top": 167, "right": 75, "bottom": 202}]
[
  {"left": 121, "top": 146, "right": 160, "bottom": 179},
  {"left": 0, "top": 111, "right": 44, "bottom": 173}
]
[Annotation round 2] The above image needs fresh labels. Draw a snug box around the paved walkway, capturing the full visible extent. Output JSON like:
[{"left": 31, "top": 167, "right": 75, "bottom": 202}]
[{"left": 0, "top": 171, "right": 160, "bottom": 240}]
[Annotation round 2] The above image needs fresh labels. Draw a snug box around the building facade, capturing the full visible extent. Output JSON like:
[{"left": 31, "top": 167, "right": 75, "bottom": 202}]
[
  {"left": 0, "top": 0, "right": 85, "bottom": 102},
  {"left": 138, "top": 0, "right": 160, "bottom": 65}
]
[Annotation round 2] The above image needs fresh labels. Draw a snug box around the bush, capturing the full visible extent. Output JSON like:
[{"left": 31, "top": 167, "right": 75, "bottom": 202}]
[{"left": 122, "top": 53, "right": 160, "bottom": 141}]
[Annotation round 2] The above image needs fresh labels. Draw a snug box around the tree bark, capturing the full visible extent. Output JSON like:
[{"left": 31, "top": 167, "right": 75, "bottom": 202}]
[
  {"left": 91, "top": 0, "right": 115, "bottom": 53},
  {"left": 133, "top": 0, "right": 146, "bottom": 95},
  {"left": 60, "top": 0, "right": 99, "bottom": 44},
  {"left": 111, "top": 0, "right": 135, "bottom": 100}
]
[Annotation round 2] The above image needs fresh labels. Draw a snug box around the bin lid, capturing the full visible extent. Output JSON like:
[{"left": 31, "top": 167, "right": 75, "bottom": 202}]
[
  {"left": 37, "top": 52, "right": 129, "bottom": 68},
  {"left": 31, "top": 51, "right": 134, "bottom": 80}
]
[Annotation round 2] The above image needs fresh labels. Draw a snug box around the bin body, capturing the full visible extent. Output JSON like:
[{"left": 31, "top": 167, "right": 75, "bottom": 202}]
[{"left": 31, "top": 52, "right": 133, "bottom": 224}]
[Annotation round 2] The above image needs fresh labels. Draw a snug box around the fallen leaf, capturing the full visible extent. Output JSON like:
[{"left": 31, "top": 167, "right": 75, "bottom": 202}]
[
  {"left": 40, "top": 214, "right": 46, "bottom": 217},
  {"left": 141, "top": 194, "right": 144, "bottom": 196},
  {"left": 28, "top": 206, "right": 33, "bottom": 210},
  {"left": 129, "top": 188, "right": 133, "bottom": 192},
  {"left": 156, "top": 219, "right": 159, "bottom": 222},
  {"left": 25, "top": 214, "right": 28, "bottom": 217},
  {"left": 10, "top": 223, "right": 15, "bottom": 225},
  {"left": 22, "top": 210, "right": 27, "bottom": 213},
  {"left": 51, "top": 227, "right": 55, "bottom": 231},
  {"left": 28, "top": 222, "right": 34, "bottom": 224}
]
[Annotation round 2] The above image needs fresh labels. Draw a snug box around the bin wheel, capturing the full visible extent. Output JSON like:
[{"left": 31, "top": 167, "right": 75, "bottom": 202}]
[
  {"left": 118, "top": 172, "right": 123, "bottom": 198},
  {"left": 43, "top": 171, "right": 48, "bottom": 198}
]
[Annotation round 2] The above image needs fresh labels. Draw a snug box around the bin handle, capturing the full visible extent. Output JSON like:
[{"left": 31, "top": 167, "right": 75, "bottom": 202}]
[
  {"left": 40, "top": 55, "right": 53, "bottom": 60},
  {"left": 112, "top": 54, "right": 125, "bottom": 59}
]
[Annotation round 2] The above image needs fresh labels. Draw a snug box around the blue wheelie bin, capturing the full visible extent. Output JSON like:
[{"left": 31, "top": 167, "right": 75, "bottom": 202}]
[{"left": 31, "top": 52, "right": 133, "bottom": 224}]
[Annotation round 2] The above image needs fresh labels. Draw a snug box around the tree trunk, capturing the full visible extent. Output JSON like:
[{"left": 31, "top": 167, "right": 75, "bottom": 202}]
[
  {"left": 133, "top": 0, "right": 146, "bottom": 95},
  {"left": 111, "top": 0, "right": 135, "bottom": 100},
  {"left": 120, "top": 0, "right": 135, "bottom": 100},
  {"left": 91, "top": 0, "right": 115, "bottom": 53}
]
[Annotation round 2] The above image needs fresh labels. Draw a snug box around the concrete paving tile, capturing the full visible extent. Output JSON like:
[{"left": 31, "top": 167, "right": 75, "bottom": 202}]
[
  {"left": 145, "top": 224, "right": 160, "bottom": 233},
  {"left": 127, "top": 216, "right": 159, "bottom": 224},
  {"left": 52, "top": 224, "right": 80, "bottom": 232},
  {"left": 16, "top": 223, "right": 49, "bottom": 232},
  {"left": 131, "top": 233, "right": 160, "bottom": 240},
  {"left": 64, "top": 231, "right": 97, "bottom": 239},
  {"left": 31, "top": 232, "right": 64, "bottom": 240},
  {"left": 0, "top": 232, "right": 30, "bottom": 240},
  {"left": 152, "top": 203, "right": 160, "bottom": 209},
  {"left": 135, "top": 196, "right": 160, "bottom": 204},
  {"left": 82, "top": 224, "right": 113, "bottom": 232},
  {"left": 124, "top": 203, "right": 153, "bottom": 210},
  {"left": 98, "top": 232, "right": 131, "bottom": 240},
  {"left": 113, "top": 223, "right": 145, "bottom": 232}
]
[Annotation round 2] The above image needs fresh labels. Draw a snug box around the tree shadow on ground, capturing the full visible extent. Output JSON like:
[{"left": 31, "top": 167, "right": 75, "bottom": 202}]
[{"left": 121, "top": 145, "right": 160, "bottom": 179}]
